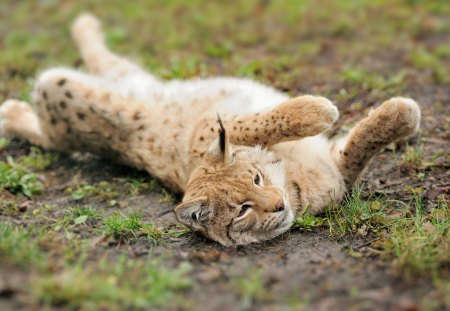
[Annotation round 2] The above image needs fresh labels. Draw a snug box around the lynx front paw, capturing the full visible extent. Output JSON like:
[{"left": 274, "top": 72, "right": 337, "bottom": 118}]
[{"left": 278, "top": 95, "right": 339, "bottom": 134}]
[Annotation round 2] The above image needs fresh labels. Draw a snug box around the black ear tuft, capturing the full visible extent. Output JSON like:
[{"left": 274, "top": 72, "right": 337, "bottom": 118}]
[
  {"left": 217, "top": 114, "right": 226, "bottom": 154},
  {"left": 205, "top": 115, "right": 232, "bottom": 164}
]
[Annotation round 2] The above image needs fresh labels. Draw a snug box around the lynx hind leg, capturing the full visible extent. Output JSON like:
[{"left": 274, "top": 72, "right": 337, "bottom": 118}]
[
  {"left": 0, "top": 99, "right": 53, "bottom": 148},
  {"left": 33, "top": 69, "right": 115, "bottom": 151},
  {"left": 71, "top": 14, "right": 158, "bottom": 82},
  {"left": 335, "top": 97, "right": 420, "bottom": 186},
  {"left": 32, "top": 68, "right": 146, "bottom": 160}
]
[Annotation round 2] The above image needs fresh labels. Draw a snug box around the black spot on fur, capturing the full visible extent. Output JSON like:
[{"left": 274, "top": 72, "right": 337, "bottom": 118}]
[
  {"left": 59, "top": 101, "right": 67, "bottom": 109},
  {"left": 138, "top": 124, "right": 145, "bottom": 130},
  {"left": 43, "top": 91, "right": 47, "bottom": 99},
  {"left": 50, "top": 116, "right": 57, "bottom": 125},
  {"left": 57, "top": 79, "right": 66, "bottom": 86},
  {"left": 77, "top": 112, "right": 86, "bottom": 120},
  {"left": 65, "top": 91, "right": 73, "bottom": 99}
]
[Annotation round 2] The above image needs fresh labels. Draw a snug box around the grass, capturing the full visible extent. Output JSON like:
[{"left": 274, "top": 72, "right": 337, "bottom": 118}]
[
  {"left": 0, "top": 147, "right": 58, "bottom": 196},
  {"left": 401, "top": 143, "right": 425, "bottom": 169},
  {"left": 0, "top": 137, "right": 10, "bottom": 149},
  {"left": 234, "top": 269, "right": 268, "bottom": 309},
  {"left": 410, "top": 48, "right": 449, "bottom": 84},
  {"left": 70, "top": 205, "right": 99, "bottom": 219},
  {"left": 70, "top": 206, "right": 99, "bottom": 226},
  {"left": 64, "top": 177, "right": 176, "bottom": 206},
  {"left": 340, "top": 67, "right": 406, "bottom": 96},
  {"left": 0, "top": 199, "right": 21, "bottom": 216},
  {"left": 325, "top": 184, "right": 388, "bottom": 237},
  {"left": 0, "top": 218, "right": 193, "bottom": 310},
  {"left": 31, "top": 257, "right": 192, "bottom": 310},
  {"left": 325, "top": 184, "right": 450, "bottom": 277},
  {"left": 384, "top": 195, "right": 449, "bottom": 278},
  {"left": 293, "top": 209, "right": 327, "bottom": 232},
  {"left": 66, "top": 181, "right": 119, "bottom": 201},
  {"left": 121, "top": 176, "right": 148, "bottom": 196},
  {"left": 0, "top": 221, "right": 45, "bottom": 267},
  {"left": 103, "top": 211, "right": 189, "bottom": 243},
  {"left": 103, "top": 212, "right": 144, "bottom": 239}
]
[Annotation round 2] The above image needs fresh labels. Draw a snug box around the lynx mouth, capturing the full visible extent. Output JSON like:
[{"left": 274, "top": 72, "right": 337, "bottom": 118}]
[{"left": 264, "top": 204, "right": 294, "bottom": 238}]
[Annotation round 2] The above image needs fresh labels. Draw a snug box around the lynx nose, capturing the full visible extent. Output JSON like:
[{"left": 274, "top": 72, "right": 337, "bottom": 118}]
[{"left": 275, "top": 200, "right": 285, "bottom": 212}]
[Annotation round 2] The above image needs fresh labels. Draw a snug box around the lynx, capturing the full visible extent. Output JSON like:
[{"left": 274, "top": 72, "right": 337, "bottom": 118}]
[{"left": 0, "top": 14, "right": 420, "bottom": 246}]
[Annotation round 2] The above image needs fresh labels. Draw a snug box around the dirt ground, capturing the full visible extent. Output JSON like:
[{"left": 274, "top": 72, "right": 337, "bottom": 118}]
[{"left": 0, "top": 1, "right": 449, "bottom": 310}]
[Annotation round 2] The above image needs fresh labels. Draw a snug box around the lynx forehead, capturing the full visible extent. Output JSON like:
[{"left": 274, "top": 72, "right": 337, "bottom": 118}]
[{"left": 0, "top": 13, "right": 420, "bottom": 246}]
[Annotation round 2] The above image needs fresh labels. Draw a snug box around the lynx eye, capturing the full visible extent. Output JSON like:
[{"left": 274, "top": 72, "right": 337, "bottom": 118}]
[
  {"left": 254, "top": 172, "right": 262, "bottom": 186},
  {"left": 238, "top": 202, "right": 253, "bottom": 217},
  {"left": 192, "top": 212, "right": 198, "bottom": 222}
]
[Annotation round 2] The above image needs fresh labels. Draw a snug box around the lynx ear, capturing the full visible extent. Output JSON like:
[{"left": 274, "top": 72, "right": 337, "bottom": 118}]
[
  {"left": 205, "top": 115, "right": 233, "bottom": 164},
  {"left": 174, "top": 196, "right": 209, "bottom": 231}
]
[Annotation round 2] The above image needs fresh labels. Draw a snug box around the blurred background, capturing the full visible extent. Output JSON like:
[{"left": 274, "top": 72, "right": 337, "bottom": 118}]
[{"left": 1, "top": 0, "right": 449, "bottom": 106}]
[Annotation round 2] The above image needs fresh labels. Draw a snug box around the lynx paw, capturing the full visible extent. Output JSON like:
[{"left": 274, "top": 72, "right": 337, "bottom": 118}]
[
  {"left": 72, "top": 13, "right": 101, "bottom": 32},
  {"left": 374, "top": 97, "right": 421, "bottom": 138},
  {"left": 71, "top": 13, "right": 102, "bottom": 44},
  {"left": 0, "top": 99, "right": 33, "bottom": 136},
  {"left": 279, "top": 95, "right": 339, "bottom": 134}
]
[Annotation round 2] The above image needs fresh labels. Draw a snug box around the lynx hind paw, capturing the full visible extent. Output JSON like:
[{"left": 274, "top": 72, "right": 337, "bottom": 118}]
[
  {"left": 378, "top": 97, "right": 421, "bottom": 137},
  {"left": 393, "top": 97, "right": 421, "bottom": 133},
  {"left": 0, "top": 99, "right": 30, "bottom": 136}
]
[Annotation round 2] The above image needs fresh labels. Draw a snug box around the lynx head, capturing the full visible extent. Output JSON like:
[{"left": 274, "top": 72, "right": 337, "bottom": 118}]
[{"left": 174, "top": 118, "right": 294, "bottom": 246}]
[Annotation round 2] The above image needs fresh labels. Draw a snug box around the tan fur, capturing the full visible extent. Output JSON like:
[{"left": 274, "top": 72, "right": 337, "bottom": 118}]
[{"left": 0, "top": 14, "right": 421, "bottom": 246}]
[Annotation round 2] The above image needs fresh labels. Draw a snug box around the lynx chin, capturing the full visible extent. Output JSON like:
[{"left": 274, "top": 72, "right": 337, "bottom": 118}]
[{"left": 0, "top": 14, "right": 421, "bottom": 246}]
